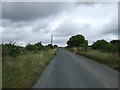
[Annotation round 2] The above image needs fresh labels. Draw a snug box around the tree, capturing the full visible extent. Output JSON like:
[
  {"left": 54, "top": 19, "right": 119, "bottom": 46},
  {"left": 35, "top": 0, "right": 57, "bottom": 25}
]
[
  {"left": 54, "top": 45, "right": 58, "bottom": 48},
  {"left": 92, "top": 39, "right": 113, "bottom": 52},
  {"left": 45, "top": 44, "right": 53, "bottom": 49},
  {"left": 110, "top": 40, "right": 120, "bottom": 54},
  {"left": 67, "top": 34, "right": 88, "bottom": 47},
  {"left": 34, "top": 42, "right": 44, "bottom": 51},
  {"left": 25, "top": 42, "right": 44, "bottom": 51}
]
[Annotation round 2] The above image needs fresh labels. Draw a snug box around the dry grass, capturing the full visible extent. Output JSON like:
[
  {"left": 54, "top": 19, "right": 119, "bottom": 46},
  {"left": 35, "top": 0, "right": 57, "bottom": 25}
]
[
  {"left": 67, "top": 48, "right": 120, "bottom": 71},
  {"left": 2, "top": 48, "right": 58, "bottom": 88}
]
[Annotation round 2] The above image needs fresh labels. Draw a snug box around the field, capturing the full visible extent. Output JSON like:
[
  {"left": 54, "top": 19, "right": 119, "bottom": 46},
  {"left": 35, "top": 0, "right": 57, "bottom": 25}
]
[
  {"left": 2, "top": 48, "right": 58, "bottom": 88},
  {"left": 68, "top": 48, "right": 120, "bottom": 71}
]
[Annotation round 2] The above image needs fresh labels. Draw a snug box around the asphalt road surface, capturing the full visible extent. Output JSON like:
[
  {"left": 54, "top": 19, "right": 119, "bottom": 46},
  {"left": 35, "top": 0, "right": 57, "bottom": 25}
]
[{"left": 33, "top": 48, "right": 118, "bottom": 88}]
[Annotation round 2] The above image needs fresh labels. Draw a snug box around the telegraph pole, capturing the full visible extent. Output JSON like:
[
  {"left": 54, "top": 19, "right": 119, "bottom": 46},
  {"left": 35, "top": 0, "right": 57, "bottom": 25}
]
[{"left": 51, "top": 33, "right": 53, "bottom": 45}]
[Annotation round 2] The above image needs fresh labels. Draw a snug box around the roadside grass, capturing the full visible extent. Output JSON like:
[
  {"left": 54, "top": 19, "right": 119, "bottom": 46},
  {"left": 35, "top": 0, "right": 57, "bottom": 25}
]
[
  {"left": 2, "top": 48, "right": 58, "bottom": 88},
  {"left": 67, "top": 48, "right": 120, "bottom": 71}
]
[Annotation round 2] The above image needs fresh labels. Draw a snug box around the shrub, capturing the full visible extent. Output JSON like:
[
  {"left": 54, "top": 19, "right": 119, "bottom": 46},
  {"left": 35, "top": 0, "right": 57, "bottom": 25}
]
[{"left": 2, "top": 42, "right": 26, "bottom": 57}]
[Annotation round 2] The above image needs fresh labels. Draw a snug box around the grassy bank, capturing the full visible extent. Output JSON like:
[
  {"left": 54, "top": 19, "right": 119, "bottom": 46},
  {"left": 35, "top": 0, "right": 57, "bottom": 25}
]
[
  {"left": 3, "top": 48, "right": 58, "bottom": 88},
  {"left": 67, "top": 48, "right": 120, "bottom": 71}
]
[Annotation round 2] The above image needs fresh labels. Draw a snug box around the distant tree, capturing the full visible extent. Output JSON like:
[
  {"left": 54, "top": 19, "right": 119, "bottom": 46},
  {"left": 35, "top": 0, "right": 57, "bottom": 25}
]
[
  {"left": 110, "top": 40, "right": 120, "bottom": 45},
  {"left": 25, "top": 42, "right": 45, "bottom": 51},
  {"left": 53, "top": 45, "right": 58, "bottom": 48},
  {"left": 67, "top": 34, "right": 88, "bottom": 47},
  {"left": 34, "top": 42, "right": 44, "bottom": 51},
  {"left": 25, "top": 43, "right": 34, "bottom": 51},
  {"left": 45, "top": 44, "right": 53, "bottom": 49},
  {"left": 92, "top": 39, "right": 113, "bottom": 52}
]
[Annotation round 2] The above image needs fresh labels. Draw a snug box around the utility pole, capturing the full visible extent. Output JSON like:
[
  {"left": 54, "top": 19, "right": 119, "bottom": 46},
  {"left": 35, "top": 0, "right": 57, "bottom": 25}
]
[{"left": 51, "top": 33, "right": 53, "bottom": 45}]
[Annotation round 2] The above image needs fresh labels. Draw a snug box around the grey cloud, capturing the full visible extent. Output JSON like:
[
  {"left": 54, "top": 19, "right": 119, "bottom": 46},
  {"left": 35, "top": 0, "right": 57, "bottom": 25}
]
[
  {"left": 2, "top": 19, "right": 11, "bottom": 27},
  {"left": 53, "top": 20, "right": 96, "bottom": 46},
  {"left": 2, "top": 20, "right": 31, "bottom": 28},
  {"left": 2, "top": 25, "right": 51, "bottom": 46},
  {"left": 53, "top": 37, "right": 67, "bottom": 44},
  {"left": 32, "top": 22, "right": 49, "bottom": 32},
  {"left": 102, "top": 15, "right": 118, "bottom": 35},
  {"left": 53, "top": 20, "right": 94, "bottom": 38},
  {"left": 32, "top": 18, "right": 52, "bottom": 32},
  {"left": 2, "top": 27, "right": 31, "bottom": 43},
  {"left": 119, "top": 2, "right": 120, "bottom": 39},
  {"left": 75, "top": 2, "right": 117, "bottom": 7},
  {"left": 75, "top": 2, "right": 97, "bottom": 7},
  {"left": 54, "top": 21, "right": 80, "bottom": 37},
  {"left": 2, "top": 2, "right": 74, "bottom": 22},
  {"left": 1, "top": 2, "right": 118, "bottom": 46}
]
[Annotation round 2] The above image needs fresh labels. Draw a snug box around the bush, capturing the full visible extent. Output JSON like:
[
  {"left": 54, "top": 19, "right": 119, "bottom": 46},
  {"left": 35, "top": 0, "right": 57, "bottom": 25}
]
[
  {"left": 91, "top": 39, "right": 118, "bottom": 53},
  {"left": 2, "top": 42, "right": 26, "bottom": 57},
  {"left": 25, "top": 43, "right": 35, "bottom": 51},
  {"left": 110, "top": 40, "right": 120, "bottom": 54},
  {"left": 2, "top": 41, "right": 59, "bottom": 57},
  {"left": 25, "top": 42, "right": 45, "bottom": 51}
]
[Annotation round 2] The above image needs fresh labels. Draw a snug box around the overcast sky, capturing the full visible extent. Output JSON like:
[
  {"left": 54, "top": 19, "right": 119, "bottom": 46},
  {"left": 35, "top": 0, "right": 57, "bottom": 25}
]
[{"left": 1, "top": 2, "right": 118, "bottom": 46}]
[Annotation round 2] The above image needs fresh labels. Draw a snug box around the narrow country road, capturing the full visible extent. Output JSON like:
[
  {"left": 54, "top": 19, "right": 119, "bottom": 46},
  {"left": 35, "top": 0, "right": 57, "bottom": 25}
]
[{"left": 33, "top": 48, "right": 118, "bottom": 88}]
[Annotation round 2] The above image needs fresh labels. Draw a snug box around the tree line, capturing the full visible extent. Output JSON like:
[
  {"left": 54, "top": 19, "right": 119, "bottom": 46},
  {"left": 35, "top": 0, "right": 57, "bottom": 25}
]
[
  {"left": 67, "top": 34, "right": 120, "bottom": 54},
  {"left": 2, "top": 34, "right": 120, "bottom": 57},
  {"left": 2, "top": 41, "right": 58, "bottom": 57}
]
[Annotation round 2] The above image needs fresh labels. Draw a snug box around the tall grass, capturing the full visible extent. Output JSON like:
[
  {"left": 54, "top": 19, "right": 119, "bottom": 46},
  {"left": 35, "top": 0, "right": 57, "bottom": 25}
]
[
  {"left": 3, "top": 48, "right": 58, "bottom": 88},
  {"left": 68, "top": 48, "right": 120, "bottom": 71}
]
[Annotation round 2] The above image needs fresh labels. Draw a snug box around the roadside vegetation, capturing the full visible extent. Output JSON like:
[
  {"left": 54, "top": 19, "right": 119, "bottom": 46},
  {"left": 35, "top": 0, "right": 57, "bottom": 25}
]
[
  {"left": 2, "top": 41, "right": 58, "bottom": 88},
  {"left": 66, "top": 34, "right": 120, "bottom": 71}
]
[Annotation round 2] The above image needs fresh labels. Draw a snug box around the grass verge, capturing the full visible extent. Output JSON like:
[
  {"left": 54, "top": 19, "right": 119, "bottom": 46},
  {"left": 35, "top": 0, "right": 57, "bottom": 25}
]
[
  {"left": 2, "top": 48, "right": 58, "bottom": 88},
  {"left": 67, "top": 48, "right": 120, "bottom": 71}
]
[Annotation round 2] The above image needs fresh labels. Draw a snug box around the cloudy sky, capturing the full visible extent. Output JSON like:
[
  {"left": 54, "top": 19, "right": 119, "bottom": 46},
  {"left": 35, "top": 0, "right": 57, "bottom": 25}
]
[{"left": 1, "top": 2, "right": 118, "bottom": 46}]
